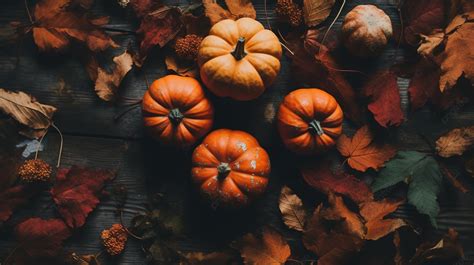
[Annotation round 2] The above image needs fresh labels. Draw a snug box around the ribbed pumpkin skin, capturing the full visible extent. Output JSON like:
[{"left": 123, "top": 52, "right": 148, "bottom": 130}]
[
  {"left": 198, "top": 18, "right": 282, "bottom": 101},
  {"left": 142, "top": 75, "right": 214, "bottom": 147},
  {"left": 341, "top": 5, "right": 392, "bottom": 57},
  {"left": 277, "top": 89, "right": 343, "bottom": 155},
  {"left": 191, "top": 129, "right": 271, "bottom": 208}
]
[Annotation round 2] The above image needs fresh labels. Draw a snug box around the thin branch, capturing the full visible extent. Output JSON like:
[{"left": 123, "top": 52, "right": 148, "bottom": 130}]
[
  {"left": 119, "top": 210, "right": 144, "bottom": 240},
  {"left": 3, "top": 245, "right": 19, "bottom": 265}
]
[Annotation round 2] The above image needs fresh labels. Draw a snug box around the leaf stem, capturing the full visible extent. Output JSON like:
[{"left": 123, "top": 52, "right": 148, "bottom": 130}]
[
  {"left": 34, "top": 129, "right": 48, "bottom": 160},
  {"left": 119, "top": 209, "right": 144, "bottom": 240},
  {"left": 51, "top": 122, "right": 63, "bottom": 168},
  {"left": 24, "top": 0, "right": 33, "bottom": 24},
  {"left": 319, "top": 0, "right": 346, "bottom": 56},
  {"left": 3, "top": 245, "right": 19, "bottom": 265}
]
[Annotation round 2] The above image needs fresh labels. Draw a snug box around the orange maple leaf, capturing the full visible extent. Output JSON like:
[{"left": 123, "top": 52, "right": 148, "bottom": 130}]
[
  {"left": 337, "top": 126, "right": 397, "bottom": 172},
  {"left": 359, "top": 199, "right": 406, "bottom": 240},
  {"left": 31, "top": 0, "right": 117, "bottom": 52}
]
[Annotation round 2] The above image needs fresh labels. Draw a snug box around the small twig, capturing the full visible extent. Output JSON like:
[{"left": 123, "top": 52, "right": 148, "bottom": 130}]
[
  {"left": 319, "top": 0, "right": 346, "bottom": 56},
  {"left": 440, "top": 163, "right": 469, "bottom": 193},
  {"left": 101, "top": 27, "right": 136, "bottom": 34},
  {"left": 3, "top": 245, "right": 19, "bottom": 265},
  {"left": 51, "top": 123, "right": 63, "bottom": 168},
  {"left": 24, "top": 0, "right": 33, "bottom": 24},
  {"left": 280, "top": 42, "right": 294, "bottom": 56},
  {"left": 119, "top": 210, "right": 144, "bottom": 240}
]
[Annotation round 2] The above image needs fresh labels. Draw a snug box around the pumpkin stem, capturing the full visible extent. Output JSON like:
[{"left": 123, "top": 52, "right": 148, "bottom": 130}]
[
  {"left": 217, "top": 162, "right": 231, "bottom": 180},
  {"left": 231, "top": 37, "right": 247, "bottom": 60},
  {"left": 168, "top": 108, "right": 184, "bottom": 125},
  {"left": 308, "top": 120, "right": 324, "bottom": 136}
]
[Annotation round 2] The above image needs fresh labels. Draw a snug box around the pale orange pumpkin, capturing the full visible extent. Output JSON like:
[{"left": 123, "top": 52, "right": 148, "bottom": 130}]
[
  {"left": 191, "top": 129, "right": 271, "bottom": 207},
  {"left": 142, "top": 75, "right": 214, "bottom": 147},
  {"left": 277, "top": 89, "right": 343, "bottom": 155},
  {"left": 198, "top": 18, "right": 282, "bottom": 101},
  {"left": 341, "top": 5, "right": 393, "bottom": 57}
]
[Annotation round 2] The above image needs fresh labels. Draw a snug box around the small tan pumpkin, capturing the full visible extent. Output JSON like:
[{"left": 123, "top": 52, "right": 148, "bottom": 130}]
[
  {"left": 341, "top": 5, "right": 393, "bottom": 57},
  {"left": 142, "top": 75, "right": 214, "bottom": 147},
  {"left": 198, "top": 18, "right": 282, "bottom": 101},
  {"left": 191, "top": 129, "right": 271, "bottom": 208},
  {"left": 277, "top": 89, "right": 343, "bottom": 155}
]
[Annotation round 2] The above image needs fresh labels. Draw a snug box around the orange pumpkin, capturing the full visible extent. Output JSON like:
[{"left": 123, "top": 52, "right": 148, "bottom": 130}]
[
  {"left": 277, "top": 89, "right": 343, "bottom": 155},
  {"left": 142, "top": 75, "right": 214, "bottom": 147},
  {"left": 341, "top": 5, "right": 393, "bottom": 57},
  {"left": 197, "top": 18, "right": 282, "bottom": 101},
  {"left": 191, "top": 129, "right": 271, "bottom": 207}
]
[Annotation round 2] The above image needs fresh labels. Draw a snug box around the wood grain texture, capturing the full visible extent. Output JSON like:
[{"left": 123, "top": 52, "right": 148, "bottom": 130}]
[{"left": 0, "top": 0, "right": 474, "bottom": 264}]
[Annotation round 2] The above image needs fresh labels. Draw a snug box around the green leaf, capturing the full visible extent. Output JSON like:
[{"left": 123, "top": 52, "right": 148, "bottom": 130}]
[{"left": 372, "top": 151, "right": 443, "bottom": 226}]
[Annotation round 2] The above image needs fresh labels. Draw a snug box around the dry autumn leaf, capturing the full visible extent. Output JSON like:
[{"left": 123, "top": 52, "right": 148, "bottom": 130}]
[
  {"left": 359, "top": 199, "right": 406, "bottom": 241},
  {"left": 92, "top": 50, "right": 134, "bottom": 101},
  {"left": 436, "top": 126, "right": 474, "bottom": 157},
  {"left": 303, "top": 0, "right": 335, "bottom": 27},
  {"left": 362, "top": 70, "right": 404, "bottom": 127},
  {"left": 337, "top": 126, "right": 397, "bottom": 172},
  {"left": 438, "top": 11, "right": 474, "bottom": 92},
  {"left": 15, "top": 217, "right": 71, "bottom": 257},
  {"left": 303, "top": 193, "right": 366, "bottom": 265},
  {"left": 279, "top": 186, "right": 306, "bottom": 232},
  {"left": 235, "top": 226, "right": 291, "bottom": 265},
  {"left": 203, "top": 0, "right": 256, "bottom": 25},
  {"left": 134, "top": 5, "right": 183, "bottom": 66},
  {"left": 417, "top": 31, "right": 445, "bottom": 59},
  {"left": 164, "top": 53, "right": 199, "bottom": 78},
  {"left": 51, "top": 165, "right": 116, "bottom": 228},
  {"left": 31, "top": 0, "right": 117, "bottom": 52},
  {"left": 0, "top": 88, "right": 57, "bottom": 139},
  {"left": 300, "top": 159, "right": 374, "bottom": 204},
  {"left": 401, "top": 0, "right": 446, "bottom": 46}
]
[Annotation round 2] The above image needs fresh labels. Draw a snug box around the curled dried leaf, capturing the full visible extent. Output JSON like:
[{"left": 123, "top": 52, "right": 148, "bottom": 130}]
[
  {"left": 436, "top": 126, "right": 474, "bottom": 157},
  {"left": 279, "top": 186, "right": 306, "bottom": 232}
]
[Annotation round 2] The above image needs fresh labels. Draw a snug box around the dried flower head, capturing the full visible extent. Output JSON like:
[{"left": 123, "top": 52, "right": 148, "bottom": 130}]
[
  {"left": 275, "top": 0, "right": 303, "bottom": 27},
  {"left": 101, "top": 224, "right": 128, "bottom": 255},
  {"left": 174, "top": 34, "right": 203, "bottom": 61},
  {"left": 18, "top": 159, "right": 52, "bottom": 182}
]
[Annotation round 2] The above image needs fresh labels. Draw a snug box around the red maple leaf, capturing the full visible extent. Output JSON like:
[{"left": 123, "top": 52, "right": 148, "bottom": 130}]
[
  {"left": 133, "top": 3, "right": 183, "bottom": 66},
  {"left": 363, "top": 70, "right": 404, "bottom": 127},
  {"left": 50, "top": 165, "right": 115, "bottom": 228},
  {"left": 300, "top": 159, "right": 373, "bottom": 204},
  {"left": 0, "top": 185, "right": 35, "bottom": 222},
  {"left": 402, "top": 0, "right": 447, "bottom": 46},
  {"left": 15, "top": 218, "right": 71, "bottom": 257},
  {"left": 287, "top": 31, "right": 363, "bottom": 124}
]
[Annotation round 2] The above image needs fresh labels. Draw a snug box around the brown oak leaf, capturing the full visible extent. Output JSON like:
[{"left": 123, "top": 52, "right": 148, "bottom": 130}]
[
  {"left": 15, "top": 217, "right": 71, "bottom": 257},
  {"left": 89, "top": 50, "right": 133, "bottom": 101},
  {"left": 303, "top": 193, "right": 366, "bottom": 265},
  {"left": 436, "top": 126, "right": 474, "bottom": 157},
  {"left": 0, "top": 88, "right": 57, "bottom": 139},
  {"left": 363, "top": 70, "right": 404, "bottom": 127},
  {"left": 50, "top": 165, "right": 115, "bottom": 228},
  {"left": 401, "top": 0, "right": 446, "bottom": 46},
  {"left": 300, "top": 159, "right": 374, "bottom": 204},
  {"left": 279, "top": 186, "right": 306, "bottom": 232},
  {"left": 134, "top": 5, "right": 183, "bottom": 66},
  {"left": 203, "top": 0, "right": 256, "bottom": 25},
  {"left": 303, "top": 0, "right": 335, "bottom": 27},
  {"left": 31, "top": 0, "right": 117, "bottom": 52},
  {"left": 235, "top": 226, "right": 291, "bottom": 265},
  {"left": 359, "top": 199, "right": 406, "bottom": 240},
  {"left": 438, "top": 12, "right": 474, "bottom": 91},
  {"left": 337, "top": 126, "right": 397, "bottom": 172},
  {"left": 288, "top": 31, "right": 363, "bottom": 123}
]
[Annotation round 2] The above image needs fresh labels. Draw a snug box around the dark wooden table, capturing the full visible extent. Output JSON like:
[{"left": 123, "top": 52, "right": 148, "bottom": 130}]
[{"left": 1, "top": 0, "right": 474, "bottom": 264}]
